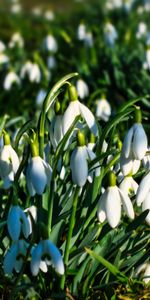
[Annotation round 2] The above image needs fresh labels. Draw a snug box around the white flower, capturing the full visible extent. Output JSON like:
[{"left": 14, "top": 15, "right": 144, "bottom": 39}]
[
  {"left": 62, "top": 99, "right": 97, "bottom": 136},
  {"left": 84, "top": 32, "right": 93, "bottom": 47},
  {"left": 44, "top": 10, "right": 55, "bottom": 21},
  {"left": 47, "top": 55, "right": 56, "bottom": 69},
  {"left": 7, "top": 206, "right": 30, "bottom": 240},
  {"left": 77, "top": 23, "right": 87, "bottom": 41},
  {"left": 136, "top": 22, "right": 147, "bottom": 39},
  {"left": 97, "top": 185, "right": 134, "bottom": 228},
  {"left": 20, "top": 61, "right": 41, "bottom": 83},
  {"left": 104, "top": 22, "right": 118, "bottom": 46},
  {"left": 24, "top": 205, "right": 37, "bottom": 235},
  {"left": 146, "top": 49, "right": 150, "bottom": 70},
  {"left": 4, "top": 240, "right": 28, "bottom": 275},
  {"left": 70, "top": 145, "right": 100, "bottom": 187},
  {"left": 50, "top": 115, "right": 64, "bottom": 150},
  {"left": 36, "top": 89, "right": 47, "bottom": 107},
  {"left": 8, "top": 32, "right": 24, "bottom": 48},
  {"left": 136, "top": 171, "right": 150, "bottom": 206},
  {"left": 44, "top": 35, "right": 58, "bottom": 52},
  {"left": 0, "top": 41, "right": 6, "bottom": 52},
  {"left": 76, "top": 79, "right": 89, "bottom": 99},
  {"left": 119, "top": 176, "right": 138, "bottom": 197},
  {"left": 142, "top": 191, "right": 150, "bottom": 225},
  {"left": 95, "top": 98, "right": 111, "bottom": 121},
  {"left": 30, "top": 239, "right": 64, "bottom": 276},
  {"left": 11, "top": 3, "right": 22, "bottom": 14},
  {"left": 142, "top": 148, "right": 150, "bottom": 170},
  {"left": 0, "top": 144, "right": 19, "bottom": 188},
  {"left": 26, "top": 156, "right": 52, "bottom": 196},
  {"left": 121, "top": 123, "right": 148, "bottom": 160},
  {"left": 0, "top": 53, "right": 9, "bottom": 65},
  {"left": 120, "top": 151, "right": 140, "bottom": 176},
  {"left": 3, "top": 71, "right": 20, "bottom": 91},
  {"left": 135, "top": 262, "right": 150, "bottom": 283}
]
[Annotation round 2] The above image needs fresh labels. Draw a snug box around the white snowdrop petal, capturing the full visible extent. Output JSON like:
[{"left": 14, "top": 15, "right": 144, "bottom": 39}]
[
  {"left": 20, "top": 210, "right": 30, "bottom": 238},
  {"left": 44, "top": 240, "right": 64, "bottom": 275},
  {"left": 118, "top": 189, "right": 134, "bottom": 219},
  {"left": 26, "top": 163, "right": 36, "bottom": 196},
  {"left": 30, "top": 157, "right": 48, "bottom": 195},
  {"left": 8, "top": 206, "right": 21, "bottom": 240},
  {"left": 54, "top": 115, "right": 63, "bottom": 146},
  {"left": 133, "top": 124, "right": 148, "bottom": 160},
  {"left": 79, "top": 103, "right": 98, "bottom": 136},
  {"left": 70, "top": 146, "right": 88, "bottom": 187},
  {"left": 9, "top": 146, "right": 20, "bottom": 173},
  {"left": 62, "top": 101, "right": 80, "bottom": 135},
  {"left": 105, "top": 186, "right": 121, "bottom": 228},
  {"left": 143, "top": 264, "right": 150, "bottom": 283},
  {"left": 39, "top": 260, "right": 48, "bottom": 273},
  {"left": 97, "top": 192, "right": 107, "bottom": 223},
  {"left": 4, "top": 243, "right": 18, "bottom": 274},
  {"left": 30, "top": 243, "right": 43, "bottom": 276},
  {"left": 122, "top": 126, "right": 134, "bottom": 159},
  {"left": 136, "top": 172, "right": 150, "bottom": 206},
  {"left": 142, "top": 192, "right": 150, "bottom": 225}
]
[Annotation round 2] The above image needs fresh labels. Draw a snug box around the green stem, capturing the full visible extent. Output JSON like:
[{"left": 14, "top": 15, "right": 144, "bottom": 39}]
[
  {"left": 47, "top": 180, "right": 55, "bottom": 235},
  {"left": 60, "top": 186, "right": 80, "bottom": 290}
]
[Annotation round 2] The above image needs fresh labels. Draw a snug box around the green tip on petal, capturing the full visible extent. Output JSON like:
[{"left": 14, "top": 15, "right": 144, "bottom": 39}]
[
  {"left": 68, "top": 85, "right": 78, "bottom": 102},
  {"left": 77, "top": 131, "right": 85, "bottom": 146},
  {"left": 89, "top": 133, "right": 95, "bottom": 144},
  {"left": 134, "top": 106, "right": 142, "bottom": 124},
  {"left": 54, "top": 100, "right": 61, "bottom": 114},
  {"left": 108, "top": 171, "right": 116, "bottom": 187}
]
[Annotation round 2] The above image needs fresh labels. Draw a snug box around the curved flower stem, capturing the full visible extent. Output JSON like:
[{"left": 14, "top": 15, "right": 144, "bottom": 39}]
[{"left": 60, "top": 186, "right": 80, "bottom": 290}]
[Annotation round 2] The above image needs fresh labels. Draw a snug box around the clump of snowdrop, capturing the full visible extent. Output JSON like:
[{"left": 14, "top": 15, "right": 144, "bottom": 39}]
[
  {"left": 4, "top": 240, "right": 29, "bottom": 275},
  {"left": 97, "top": 171, "right": 134, "bottom": 228},
  {"left": 62, "top": 84, "right": 98, "bottom": 136},
  {"left": 3, "top": 70, "right": 20, "bottom": 91},
  {"left": 43, "top": 35, "right": 58, "bottom": 53},
  {"left": 0, "top": 132, "right": 20, "bottom": 188},
  {"left": 95, "top": 95, "right": 111, "bottom": 122},
  {"left": 104, "top": 22, "right": 118, "bottom": 47},
  {"left": 20, "top": 61, "right": 41, "bottom": 83},
  {"left": 7, "top": 205, "right": 30, "bottom": 240},
  {"left": 76, "top": 79, "right": 89, "bottom": 99},
  {"left": 70, "top": 131, "right": 100, "bottom": 187},
  {"left": 30, "top": 239, "right": 64, "bottom": 276},
  {"left": 8, "top": 32, "right": 24, "bottom": 48}
]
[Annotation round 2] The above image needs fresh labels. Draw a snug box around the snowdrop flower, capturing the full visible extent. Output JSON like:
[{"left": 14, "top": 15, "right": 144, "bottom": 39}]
[
  {"left": 0, "top": 135, "right": 20, "bottom": 188},
  {"left": 135, "top": 262, "right": 150, "bottom": 283},
  {"left": 26, "top": 156, "right": 52, "bottom": 196},
  {"left": 97, "top": 172, "right": 134, "bottom": 228},
  {"left": 95, "top": 96, "right": 111, "bottom": 122},
  {"left": 136, "top": 171, "right": 150, "bottom": 206},
  {"left": 136, "top": 22, "right": 147, "bottom": 39},
  {"left": 0, "top": 41, "right": 6, "bottom": 52},
  {"left": 7, "top": 205, "right": 30, "bottom": 240},
  {"left": 146, "top": 47, "right": 150, "bottom": 70},
  {"left": 30, "top": 239, "right": 64, "bottom": 276},
  {"left": 47, "top": 55, "right": 56, "bottom": 69},
  {"left": 142, "top": 190, "right": 150, "bottom": 225},
  {"left": 119, "top": 176, "right": 138, "bottom": 197},
  {"left": 121, "top": 109, "right": 148, "bottom": 160},
  {"left": 31, "top": 7, "right": 42, "bottom": 16},
  {"left": 11, "top": 3, "right": 22, "bottom": 14},
  {"left": 0, "top": 53, "right": 9, "bottom": 65},
  {"left": 4, "top": 240, "right": 29, "bottom": 275},
  {"left": 3, "top": 71, "right": 20, "bottom": 91},
  {"left": 20, "top": 61, "right": 41, "bottom": 83},
  {"left": 62, "top": 85, "right": 97, "bottom": 136},
  {"left": 84, "top": 31, "right": 94, "bottom": 47},
  {"left": 76, "top": 79, "right": 89, "bottom": 99},
  {"left": 36, "top": 89, "right": 47, "bottom": 107},
  {"left": 123, "top": 0, "right": 133, "bottom": 12},
  {"left": 142, "top": 148, "right": 150, "bottom": 170},
  {"left": 44, "top": 10, "right": 55, "bottom": 21},
  {"left": 70, "top": 131, "right": 100, "bottom": 187},
  {"left": 44, "top": 35, "right": 58, "bottom": 52},
  {"left": 104, "top": 22, "right": 118, "bottom": 47},
  {"left": 50, "top": 102, "right": 64, "bottom": 150},
  {"left": 77, "top": 23, "right": 87, "bottom": 41},
  {"left": 120, "top": 151, "right": 141, "bottom": 176},
  {"left": 8, "top": 32, "right": 24, "bottom": 48},
  {"left": 24, "top": 205, "right": 37, "bottom": 235}
]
